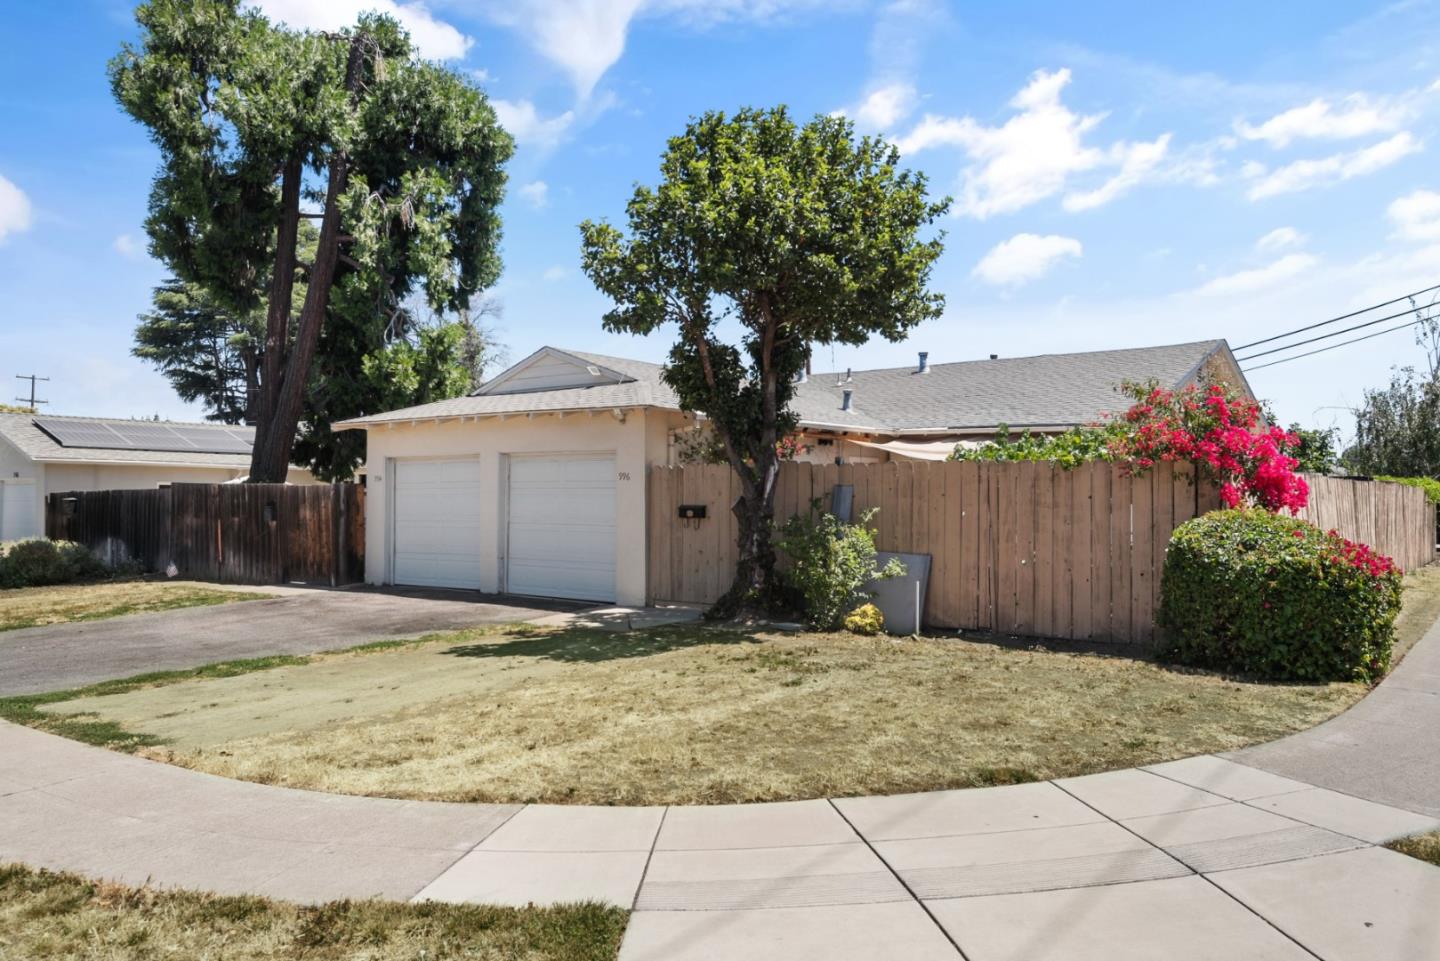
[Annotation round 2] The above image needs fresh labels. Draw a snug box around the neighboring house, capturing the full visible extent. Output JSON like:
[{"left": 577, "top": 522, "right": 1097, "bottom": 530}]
[
  {"left": 0, "top": 414, "right": 318, "bottom": 542},
  {"left": 335, "top": 339, "right": 1253, "bottom": 606}
]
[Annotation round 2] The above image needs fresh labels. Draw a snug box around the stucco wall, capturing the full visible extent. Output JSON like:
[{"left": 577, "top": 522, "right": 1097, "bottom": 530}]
[
  {"left": 361, "top": 407, "right": 671, "bottom": 606},
  {"left": 44, "top": 463, "right": 245, "bottom": 493},
  {"left": 0, "top": 435, "right": 43, "bottom": 540}
]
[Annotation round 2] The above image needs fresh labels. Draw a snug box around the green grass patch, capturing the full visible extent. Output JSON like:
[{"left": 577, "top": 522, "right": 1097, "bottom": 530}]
[
  {"left": 0, "top": 624, "right": 535, "bottom": 751},
  {"left": 0, "top": 581, "right": 266, "bottom": 632},
  {"left": 1385, "top": 830, "right": 1440, "bottom": 867},
  {"left": 0, "top": 863, "right": 628, "bottom": 961}
]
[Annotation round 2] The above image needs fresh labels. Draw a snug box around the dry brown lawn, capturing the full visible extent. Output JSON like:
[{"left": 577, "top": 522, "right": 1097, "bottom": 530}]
[
  {"left": 38, "top": 566, "right": 1440, "bottom": 807},
  {"left": 0, "top": 581, "right": 264, "bottom": 632},
  {"left": 37, "top": 618, "right": 1359, "bottom": 805},
  {"left": 0, "top": 863, "right": 625, "bottom": 961}
]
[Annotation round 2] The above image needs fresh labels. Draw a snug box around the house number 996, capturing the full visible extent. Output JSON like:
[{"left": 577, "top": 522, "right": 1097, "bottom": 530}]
[{"left": 617, "top": 471, "right": 631, "bottom": 481}]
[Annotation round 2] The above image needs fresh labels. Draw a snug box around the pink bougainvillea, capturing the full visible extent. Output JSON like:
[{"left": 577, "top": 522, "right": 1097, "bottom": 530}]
[{"left": 1111, "top": 382, "right": 1309, "bottom": 515}]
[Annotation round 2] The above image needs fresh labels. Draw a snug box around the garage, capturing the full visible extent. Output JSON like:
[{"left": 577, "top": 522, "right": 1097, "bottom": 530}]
[
  {"left": 390, "top": 458, "right": 484, "bottom": 589},
  {"left": 506, "top": 453, "right": 616, "bottom": 602}
]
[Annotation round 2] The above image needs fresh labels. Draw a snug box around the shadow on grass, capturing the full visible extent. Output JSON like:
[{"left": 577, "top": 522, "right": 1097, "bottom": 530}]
[{"left": 441, "top": 624, "right": 759, "bottom": 664}]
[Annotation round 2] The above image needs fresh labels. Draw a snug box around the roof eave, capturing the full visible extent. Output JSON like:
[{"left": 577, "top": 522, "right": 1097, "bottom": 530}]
[{"left": 335, "top": 403, "right": 663, "bottom": 431}]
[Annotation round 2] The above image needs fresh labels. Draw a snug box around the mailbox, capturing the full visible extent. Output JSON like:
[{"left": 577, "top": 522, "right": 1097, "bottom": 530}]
[{"left": 678, "top": 504, "right": 707, "bottom": 520}]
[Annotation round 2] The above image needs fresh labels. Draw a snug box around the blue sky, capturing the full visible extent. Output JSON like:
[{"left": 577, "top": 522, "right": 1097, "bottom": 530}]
[{"left": 3, "top": 1, "right": 1440, "bottom": 441}]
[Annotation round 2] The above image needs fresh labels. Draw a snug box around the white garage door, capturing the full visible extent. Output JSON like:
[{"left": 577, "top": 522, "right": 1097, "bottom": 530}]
[
  {"left": 0, "top": 480, "right": 40, "bottom": 541},
  {"left": 391, "top": 458, "right": 483, "bottom": 589},
  {"left": 507, "top": 454, "right": 616, "bottom": 602}
]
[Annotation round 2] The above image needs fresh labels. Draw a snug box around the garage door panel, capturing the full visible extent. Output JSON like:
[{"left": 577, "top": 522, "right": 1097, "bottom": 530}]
[
  {"left": 510, "top": 525, "right": 614, "bottom": 559},
  {"left": 507, "top": 454, "right": 616, "bottom": 602},
  {"left": 0, "top": 481, "right": 40, "bottom": 542},
  {"left": 392, "top": 458, "right": 483, "bottom": 590},
  {"left": 508, "top": 488, "right": 614, "bottom": 524}
]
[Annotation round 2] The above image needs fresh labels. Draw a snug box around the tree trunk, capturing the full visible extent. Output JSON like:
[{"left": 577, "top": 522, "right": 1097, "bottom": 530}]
[
  {"left": 713, "top": 446, "right": 783, "bottom": 617},
  {"left": 247, "top": 39, "right": 364, "bottom": 482},
  {"left": 249, "top": 155, "right": 302, "bottom": 472}
]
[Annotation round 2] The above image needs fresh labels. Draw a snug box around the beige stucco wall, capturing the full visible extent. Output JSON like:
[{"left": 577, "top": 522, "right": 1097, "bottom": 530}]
[
  {"left": 361, "top": 407, "right": 673, "bottom": 606},
  {"left": 44, "top": 463, "right": 246, "bottom": 492}
]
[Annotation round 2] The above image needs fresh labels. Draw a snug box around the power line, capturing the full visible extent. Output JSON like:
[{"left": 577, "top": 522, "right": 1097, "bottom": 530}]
[
  {"left": 1234, "top": 303, "right": 1427, "bottom": 362},
  {"left": 1240, "top": 315, "right": 1428, "bottom": 372},
  {"left": 1232, "top": 282, "right": 1440, "bottom": 352}
]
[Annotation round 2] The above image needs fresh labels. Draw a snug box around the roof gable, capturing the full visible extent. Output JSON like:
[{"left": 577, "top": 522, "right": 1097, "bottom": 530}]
[{"left": 475, "top": 347, "right": 634, "bottom": 396}]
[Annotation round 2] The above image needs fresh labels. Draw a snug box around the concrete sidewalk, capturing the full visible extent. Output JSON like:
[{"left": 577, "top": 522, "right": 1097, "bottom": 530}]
[
  {"left": 1233, "top": 604, "right": 1440, "bottom": 818},
  {"left": 2, "top": 617, "right": 1439, "bottom": 958}
]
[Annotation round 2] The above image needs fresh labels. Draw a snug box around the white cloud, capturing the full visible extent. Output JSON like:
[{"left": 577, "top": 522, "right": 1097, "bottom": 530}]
[
  {"left": 493, "top": 99, "right": 577, "bottom": 149},
  {"left": 518, "top": 180, "right": 550, "bottom": 208},
  {"left": 490, "top": 0, "right": 832, "bottom": 99},
  {"left": 1194, "top": 253, "right": 1317, "bottom": 297},
  {"left": 1255, "top": 226, "right": 1305, "bottom": 252},
  {"left": 248, "top": 0, "right": 472, "bottom": 60},
  {"left": 1387, "top": 189, "right": 1440, "bottom": 242},
  {"left": 112, "top": 234, "right": 143, "bottom": 259},
  {"left": 0, "top": 173, "right": 32, "bottom": 242},
  {"left": 542, "top": 265, "right": 569, "bottom": 281},
  {"left": 893, "top": 69, "right": 1174, "bottom": 218},
  {"left": 839, "top": 82, "right": 918, "bottom": 131},
  {"left": 972, "top": 233, "right": 1082, "bottom": 287},
  {"left": 1245, "top": 132, "right": 1421, "bottom": 200},
  {"left": 1063, "top": 134, "right": 1171, "bottom": 212},
  {"left": 1236, "top": 94, "right": 1408, "bottom": 148}
]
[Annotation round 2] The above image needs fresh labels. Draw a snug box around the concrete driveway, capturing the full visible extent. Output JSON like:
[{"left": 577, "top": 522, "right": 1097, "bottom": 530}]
[{"left": 0, "top": 586, "right": 585, "bottom": 696}]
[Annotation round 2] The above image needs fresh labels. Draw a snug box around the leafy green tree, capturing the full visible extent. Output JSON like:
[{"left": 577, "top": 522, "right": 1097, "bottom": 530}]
[
  {"left": 111, "top": 0, "right": 511, "bottom": 481},
  {"left": 134, "top": 279, "right": 265, "bottom": 424},
  {"left": 1287, "top": 424, "right": 1340, "bottom": 474},
  {"left": 134, "top": 277, "right": 503, "bottom": 478},
  {"left": 580, "top": 108, "right": 947, "bottom": 612},
  {"left": 1345, "top": 316, "right": 1440, "bottom": 478}
]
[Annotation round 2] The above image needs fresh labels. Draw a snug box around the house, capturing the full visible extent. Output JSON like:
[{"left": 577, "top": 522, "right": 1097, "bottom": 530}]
[
  {"left": 0, "top": 413, "right": 318, "bottom": 541},
  {"left": 335, "top": 339, "right": 1253, "bottom": 606}
]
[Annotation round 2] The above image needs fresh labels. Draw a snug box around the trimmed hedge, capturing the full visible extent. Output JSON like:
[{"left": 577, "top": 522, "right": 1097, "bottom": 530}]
[
  {"left": 0, "top": 539, "right": 109, "bottom": 589},
  {"left": 1158, "top": 510, "right": 1402, "bottom": 682}
]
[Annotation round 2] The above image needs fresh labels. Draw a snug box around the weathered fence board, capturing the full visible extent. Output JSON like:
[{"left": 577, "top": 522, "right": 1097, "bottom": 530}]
[
  {"left": 648, "top": 464, "right": 1436, "bottom": 644},
  {"left": 46, "top": 483, "right": 364, "bottom": 586}
]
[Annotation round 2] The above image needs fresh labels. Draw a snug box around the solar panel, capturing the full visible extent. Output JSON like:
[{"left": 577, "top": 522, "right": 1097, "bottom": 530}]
[{"left": 34, "top": 418, "right": 255, "bottom": 456}]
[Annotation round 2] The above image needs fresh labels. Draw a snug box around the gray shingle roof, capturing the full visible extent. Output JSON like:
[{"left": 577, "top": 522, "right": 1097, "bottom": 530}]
[
  {"left": 336, "top": 340, "right": 1229, "bottom": 434},
  {"left": 333, "top": 349, "right": 680, "bottom": 426},
  {"left": 0, "top": 413, "right": 256, "bottom": 468},
  {"left": 803, "top": 340, "right": 1227, "bottom": 431}
]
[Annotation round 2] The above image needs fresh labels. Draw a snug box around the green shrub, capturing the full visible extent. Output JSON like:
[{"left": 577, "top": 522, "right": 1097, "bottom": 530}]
[
  {"left": 1376, "top": 475, "right": 1440, "bottom": 504},
  {"left": 844, "top": 603, "right": 885, "bottom": 635},
  {"left": 776, "top": 504, "right": 905, "bottom": 631},
  {"left": 0, "top": 539, "right": 108, "bottom": 589},
  {"left": 1158, "top": 510, "right": 1403, "bottom": 682}
]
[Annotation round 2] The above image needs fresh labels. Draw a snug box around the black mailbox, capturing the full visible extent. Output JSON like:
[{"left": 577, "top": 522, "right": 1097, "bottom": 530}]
[{"left": 678, "top": 504, "right": 707, "bottom": 520}]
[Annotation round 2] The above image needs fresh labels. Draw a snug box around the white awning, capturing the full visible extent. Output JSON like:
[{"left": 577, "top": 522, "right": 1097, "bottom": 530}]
[{"left": 848, "top": 438, "right": 983, "bottom": 461}]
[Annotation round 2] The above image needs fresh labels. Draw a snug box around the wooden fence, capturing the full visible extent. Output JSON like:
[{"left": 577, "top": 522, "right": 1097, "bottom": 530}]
[
  {"left": 46, "top": 483, "right": 364, "bottom": 586},
  {"left": 1296, "top": 475, "right": 1435, "bottom": 572},
  {"left": 648, "top": 463, "right": 1436, "bottom": 645}
]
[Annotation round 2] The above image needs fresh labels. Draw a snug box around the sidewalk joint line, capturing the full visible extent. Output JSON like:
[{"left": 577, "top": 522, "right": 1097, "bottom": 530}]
[
  {"left": 1138, "top": 764, "right": 1381, "bottom": 847},
  {"left": 827, "top": 798, "right": 971, "bottom": 961},
  {"left": 631, "top": 806, "right": 668, "bottom": 911},
  {"left": 1051, "top": 780, "right": 1327, "bottom": 961}
]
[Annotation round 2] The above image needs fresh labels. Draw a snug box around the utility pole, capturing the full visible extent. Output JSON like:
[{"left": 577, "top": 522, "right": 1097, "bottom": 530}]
[{"left": 14, "top": 374, "right": 49, "bottom": 410}]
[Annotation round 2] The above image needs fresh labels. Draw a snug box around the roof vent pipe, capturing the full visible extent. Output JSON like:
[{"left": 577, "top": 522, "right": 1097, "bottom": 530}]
[
  {"left": 989, "top": 353, "right": 999, "bottom": 360},
  {"left": 841, "top": 388, "right": 854, "bottom": 411},
  {"left": 918, "top": 351, "right": 929, "bottom": 374}
]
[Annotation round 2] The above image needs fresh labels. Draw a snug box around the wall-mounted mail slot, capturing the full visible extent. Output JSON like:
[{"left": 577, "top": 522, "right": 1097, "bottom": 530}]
[{"left": 678, "top": 504, "right": 707, "bottom": 520}]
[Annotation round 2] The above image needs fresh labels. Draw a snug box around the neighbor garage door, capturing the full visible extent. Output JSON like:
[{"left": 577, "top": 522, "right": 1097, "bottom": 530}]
[
  {"left": 507, "top": 454, "right": 616, "bottom": 602},
  {"left": 391, "top": 458, "right": 483, "bottom": 589},
  {"left": 0, "top": 480, "right": 40, "bottom": 542}
]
